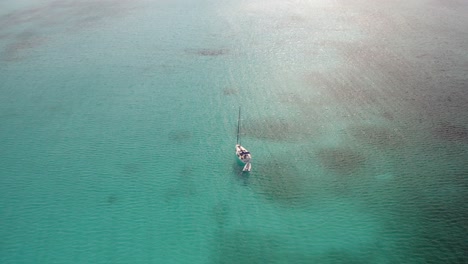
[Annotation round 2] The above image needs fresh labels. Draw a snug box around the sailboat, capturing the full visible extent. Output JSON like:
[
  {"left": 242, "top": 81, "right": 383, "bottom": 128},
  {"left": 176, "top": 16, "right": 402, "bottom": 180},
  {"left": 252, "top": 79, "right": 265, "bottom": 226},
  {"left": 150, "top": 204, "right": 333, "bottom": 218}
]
[{"left": 235, "top": 107, "right": 252, "bottom": 172}]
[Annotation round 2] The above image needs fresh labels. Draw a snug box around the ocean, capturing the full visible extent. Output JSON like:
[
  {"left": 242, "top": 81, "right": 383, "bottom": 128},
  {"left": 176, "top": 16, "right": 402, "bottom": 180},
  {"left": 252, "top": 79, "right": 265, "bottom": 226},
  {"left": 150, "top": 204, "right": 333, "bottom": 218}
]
[{"left": 1, "top": 0, "right": 467, "bottom": 263}]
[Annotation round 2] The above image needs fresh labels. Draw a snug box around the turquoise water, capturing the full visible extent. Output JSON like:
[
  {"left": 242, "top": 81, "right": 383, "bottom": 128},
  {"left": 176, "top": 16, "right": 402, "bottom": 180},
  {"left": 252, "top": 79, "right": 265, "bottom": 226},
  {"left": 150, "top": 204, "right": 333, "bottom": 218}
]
[{"left": 1, "top": 0, "right": 467, "bottom": 263}]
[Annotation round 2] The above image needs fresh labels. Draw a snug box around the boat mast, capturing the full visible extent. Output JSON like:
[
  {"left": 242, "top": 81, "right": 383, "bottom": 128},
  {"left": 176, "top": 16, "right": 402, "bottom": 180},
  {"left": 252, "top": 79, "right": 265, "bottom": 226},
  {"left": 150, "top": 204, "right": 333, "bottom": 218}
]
[{"left": 237, "top": 107, "right": 241, "bottom": 145}]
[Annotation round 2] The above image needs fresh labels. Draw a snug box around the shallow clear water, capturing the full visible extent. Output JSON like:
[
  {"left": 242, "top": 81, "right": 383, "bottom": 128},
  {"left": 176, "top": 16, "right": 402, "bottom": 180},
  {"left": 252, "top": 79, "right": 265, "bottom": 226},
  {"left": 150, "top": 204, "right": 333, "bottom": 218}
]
[{"left": 1, "top": 0, "right": 467, "bottom": 263}]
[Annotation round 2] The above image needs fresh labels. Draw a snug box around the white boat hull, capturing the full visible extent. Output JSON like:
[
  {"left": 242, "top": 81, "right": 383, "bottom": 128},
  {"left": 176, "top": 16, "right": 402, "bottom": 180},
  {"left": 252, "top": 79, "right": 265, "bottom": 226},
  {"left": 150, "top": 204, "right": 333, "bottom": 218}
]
[{"left": 235, "top": 144, "right": 251, "bottom": 172}]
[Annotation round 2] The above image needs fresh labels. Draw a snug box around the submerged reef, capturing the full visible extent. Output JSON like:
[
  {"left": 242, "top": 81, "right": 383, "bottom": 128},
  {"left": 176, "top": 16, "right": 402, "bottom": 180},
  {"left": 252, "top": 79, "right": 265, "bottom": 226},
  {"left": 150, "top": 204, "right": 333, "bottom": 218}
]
[
  {"left": 251, "top": 160, "right": 308, "bottom": 206},
  {"left": 214, "top": 229, "right": 283, "bottom": 264},
  {"left": 432, "top": 122, "right": 468, "bottom": 142},
  {"left": 164, "top": 166, "right": 196, "bottom": 203},
  {"left": 222, "top": 88, "right": 238, "bottom": 96},
  {"left": 106, "top": 194, "right": 118, "bottom": 205},
  {"left": 214, "top": 229, "right": 376, "bottom": 264},
  {"left": 121, "top": 163, "right": 141, "bottom": 175},
  {"left": 316, "top": 147, "right": 366, "bottom": 174},
  {"left": 0, "top": 0, "right": 142, "bottom": 61},
  {"left": 168, "top": 130, "right": 192, "bottom": 143},
  {"left": 185, "top": 48, "right": 229, "bottom": 57},
  {"left": 349, "top": 125, "right": 405, "bottom": 148},
  {"left": 1, "top": 34, "right": 47, "bottom": 61}
]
